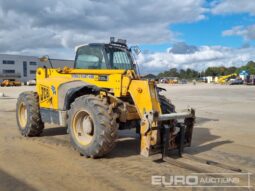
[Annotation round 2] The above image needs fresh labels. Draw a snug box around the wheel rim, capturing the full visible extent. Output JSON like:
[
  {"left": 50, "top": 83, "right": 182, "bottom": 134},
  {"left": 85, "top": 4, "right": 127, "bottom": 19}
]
[
  {"left": 18, "top": 102, "right": 27, "bottom": 128},
  {"left": 72, "top": 110, "right": 94, "bottom": 146}
]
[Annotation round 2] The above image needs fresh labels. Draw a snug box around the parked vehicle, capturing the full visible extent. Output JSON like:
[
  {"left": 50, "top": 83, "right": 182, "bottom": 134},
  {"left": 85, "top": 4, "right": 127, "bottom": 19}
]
[
  {"left": 246, "top": 75, "right": 255, "bottom": 85},
  {"left": 179, "top": 79, "right": 188, "bottom": 84},
  {"left": 217, "top": 73, "right": 237, "bottom": 84},
  {"left": 26, "top": 80, "right": 36, "bottom": 86},
  {"left": 1, "top": 79, "right": 21, "bottom": 87},
  {"left": 229, "top": 79, "right": 243, "bottom": 85}
]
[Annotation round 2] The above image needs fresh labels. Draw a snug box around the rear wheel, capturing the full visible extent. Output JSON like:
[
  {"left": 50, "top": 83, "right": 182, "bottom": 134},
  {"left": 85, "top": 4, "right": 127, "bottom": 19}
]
[
  {"left": 16, "top": 91, "right": 44, "bottom": 136},
  {"left": 68, "top": 95, "right": 118, "bottom": 158}
]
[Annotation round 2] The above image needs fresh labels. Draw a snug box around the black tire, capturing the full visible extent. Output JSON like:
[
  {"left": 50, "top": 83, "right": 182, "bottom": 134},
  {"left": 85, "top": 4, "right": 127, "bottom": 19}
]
[
  {"left": 159, "top": 95, "right": 175, "bottom": 114},
  {"left": 68, "top": 95, "right": 118, "bottom": 158},
  {"left": 16, "top": 91, "right": 44, "bottom": 136}
]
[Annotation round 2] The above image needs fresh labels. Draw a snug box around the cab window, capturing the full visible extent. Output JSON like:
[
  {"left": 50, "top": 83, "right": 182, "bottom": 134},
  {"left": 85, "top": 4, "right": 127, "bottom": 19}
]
[
  {"left": 75, "top": 46, "right": 106, "bottom": 69},
  {"left": 106, "top": 47, "right": 133, "bottom": 70}
]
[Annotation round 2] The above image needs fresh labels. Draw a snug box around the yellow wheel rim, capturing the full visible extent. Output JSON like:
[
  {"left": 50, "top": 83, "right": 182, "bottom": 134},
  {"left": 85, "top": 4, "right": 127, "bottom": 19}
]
[
  {"left": 72, "top": 110, "right": 94, "bottom": 146},
  {"left": 18, "top": 102, "right": 27, "bottom": 128}
]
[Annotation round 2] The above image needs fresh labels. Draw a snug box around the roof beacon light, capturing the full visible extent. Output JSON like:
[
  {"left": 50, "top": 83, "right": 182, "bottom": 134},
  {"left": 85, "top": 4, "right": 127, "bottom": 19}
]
[
  {"left": 110, "top": 37, "right": 115, "bottom": 43},
  {"left": 117, "top": 39, "right": 127, "bottom": 45}
]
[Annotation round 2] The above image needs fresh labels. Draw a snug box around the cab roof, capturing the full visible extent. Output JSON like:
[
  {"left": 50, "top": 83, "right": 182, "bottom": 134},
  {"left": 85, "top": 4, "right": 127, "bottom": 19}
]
[{"left": 75, "top": 42, "right": 128, "bottom": 52}]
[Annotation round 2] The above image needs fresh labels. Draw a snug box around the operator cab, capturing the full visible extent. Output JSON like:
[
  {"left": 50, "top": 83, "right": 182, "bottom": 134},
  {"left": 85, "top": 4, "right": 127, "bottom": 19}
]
[{"left": 74, "top": 38, "right": 135, "bottom": 70}]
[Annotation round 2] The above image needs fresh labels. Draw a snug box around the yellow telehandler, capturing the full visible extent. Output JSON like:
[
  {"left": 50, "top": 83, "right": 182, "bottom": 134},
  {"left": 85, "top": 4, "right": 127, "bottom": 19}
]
[
  {"left": 16, "top": 38, "right": 195, "bottom": 158},
  {"left": 217, "top": 73, "right": 237, "bottom": 84}
]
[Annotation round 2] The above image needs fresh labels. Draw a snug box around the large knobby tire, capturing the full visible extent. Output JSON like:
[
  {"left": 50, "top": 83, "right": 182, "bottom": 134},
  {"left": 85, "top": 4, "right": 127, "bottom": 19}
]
[
  {"left": 159, "top": 94, "right": 175, "bottom": 114},
  {"left": 16, "top": 91, "right": 44, "bottom": 136},
  {"left": 68, "top": 95, "right": 118, "bottom": 158}
]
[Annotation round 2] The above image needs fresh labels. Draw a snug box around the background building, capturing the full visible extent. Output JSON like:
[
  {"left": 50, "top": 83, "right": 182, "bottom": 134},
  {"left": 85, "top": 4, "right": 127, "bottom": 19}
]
[{"left": 0, "top": 54, "right": 74, "bottom": 82}]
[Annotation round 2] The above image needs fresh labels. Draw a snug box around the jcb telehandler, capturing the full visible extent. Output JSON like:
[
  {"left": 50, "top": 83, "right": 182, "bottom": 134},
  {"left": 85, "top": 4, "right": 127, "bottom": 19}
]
[{"left": 16, "top": 38, "right": 195, "bottom": 158}]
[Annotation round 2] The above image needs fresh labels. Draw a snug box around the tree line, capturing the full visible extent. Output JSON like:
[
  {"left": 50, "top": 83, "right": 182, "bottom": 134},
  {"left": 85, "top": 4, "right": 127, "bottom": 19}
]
[{"left": 157, "top": 61, "right": 255, "bottom": 79}]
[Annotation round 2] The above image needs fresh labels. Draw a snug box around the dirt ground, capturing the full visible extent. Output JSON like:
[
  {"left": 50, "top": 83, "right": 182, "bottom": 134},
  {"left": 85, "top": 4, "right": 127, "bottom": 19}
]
[{"left": 0, "top": 84, "right": 254, "bottom": 191}]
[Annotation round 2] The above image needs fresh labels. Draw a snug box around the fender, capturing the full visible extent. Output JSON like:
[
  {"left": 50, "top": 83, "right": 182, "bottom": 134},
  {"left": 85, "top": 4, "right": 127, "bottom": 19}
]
[
  {"left": 40, "top": 81, "right": 101, "bottom": 126},
  {"left": 57, "top": 80, "right": 101, "bottom": 110}
]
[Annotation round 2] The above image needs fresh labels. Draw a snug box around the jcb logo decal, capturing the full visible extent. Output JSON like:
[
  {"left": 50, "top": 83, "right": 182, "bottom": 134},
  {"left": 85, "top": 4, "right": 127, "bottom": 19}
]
[{"left": 39, "top": 85, "right": 51, "bottom": 103}]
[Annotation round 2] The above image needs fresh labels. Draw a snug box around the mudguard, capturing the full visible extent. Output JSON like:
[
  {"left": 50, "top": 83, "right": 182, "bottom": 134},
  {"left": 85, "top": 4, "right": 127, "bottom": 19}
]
[{"left": 57, "top": 80, "right": 101, "bottom": 110}]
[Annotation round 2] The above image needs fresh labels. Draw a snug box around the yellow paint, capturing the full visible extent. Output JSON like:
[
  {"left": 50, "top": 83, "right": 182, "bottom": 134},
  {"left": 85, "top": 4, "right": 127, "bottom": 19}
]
[
  {"left": 128, "top": 80, "right": 162, "bottom": 117},
  {"left": 217, "top": 73, "right": 237, "bottom": 84},
  {"left": 36, "top": 68, "right": 129, "bottom": 109},
  {"left": 128, "top": 80, "right": 162, "bottom": 152},
  {"left": 36, "top": 67, "right": 164, "bottom": 156}
]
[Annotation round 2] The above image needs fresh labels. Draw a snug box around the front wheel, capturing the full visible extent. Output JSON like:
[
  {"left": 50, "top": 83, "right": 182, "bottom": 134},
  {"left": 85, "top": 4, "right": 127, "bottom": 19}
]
[
  {"left": 68, "top": 95, "right": 118, "bottom": 158},
  {"left": 159, "top": 95, "right": 175, "bottom": 114}
]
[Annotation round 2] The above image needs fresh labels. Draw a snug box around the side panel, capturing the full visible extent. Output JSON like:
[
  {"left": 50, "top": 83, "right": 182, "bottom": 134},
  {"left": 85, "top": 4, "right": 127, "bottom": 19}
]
[
  {"left": 40, "top": 108, "right": 67, "bottom": 126},
  {"left": 36, "top": 68, "right": 126, "bottom": 110},
  {"left": 36, "top": 77, "right": 83, "bottom": 110},
  {"left": 128, "top": 80, "right": 162, "bottom": 117}
]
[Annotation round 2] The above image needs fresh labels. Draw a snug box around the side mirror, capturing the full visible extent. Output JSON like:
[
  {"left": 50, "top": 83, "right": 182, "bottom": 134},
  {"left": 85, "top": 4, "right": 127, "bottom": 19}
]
[
  {"left": 39, "top": 55, "right": 53, "bottom": 68},
  {"left": 39, "top": 56, "right": 49, "bottom": 63},
  {"left": 131, "top": 46, "right": 141, "bottom": 55}
]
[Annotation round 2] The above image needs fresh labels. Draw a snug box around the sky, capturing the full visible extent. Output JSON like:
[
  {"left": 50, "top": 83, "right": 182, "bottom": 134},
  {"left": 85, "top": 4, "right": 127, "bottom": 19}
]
[{"left": 0, "top": 0, "right": 255, "bottom": 74}]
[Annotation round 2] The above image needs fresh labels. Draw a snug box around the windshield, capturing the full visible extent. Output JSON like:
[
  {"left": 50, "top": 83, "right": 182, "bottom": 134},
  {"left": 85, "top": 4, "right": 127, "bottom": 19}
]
[
  {"left": 75, "top": 45, "right": 134, "bottom": 70},
  {"left": 75, "top": 46, "right": 107, "bottom": 69},
  {"left": 105, "top": 46, "right": 133, "bottom": 70}
]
